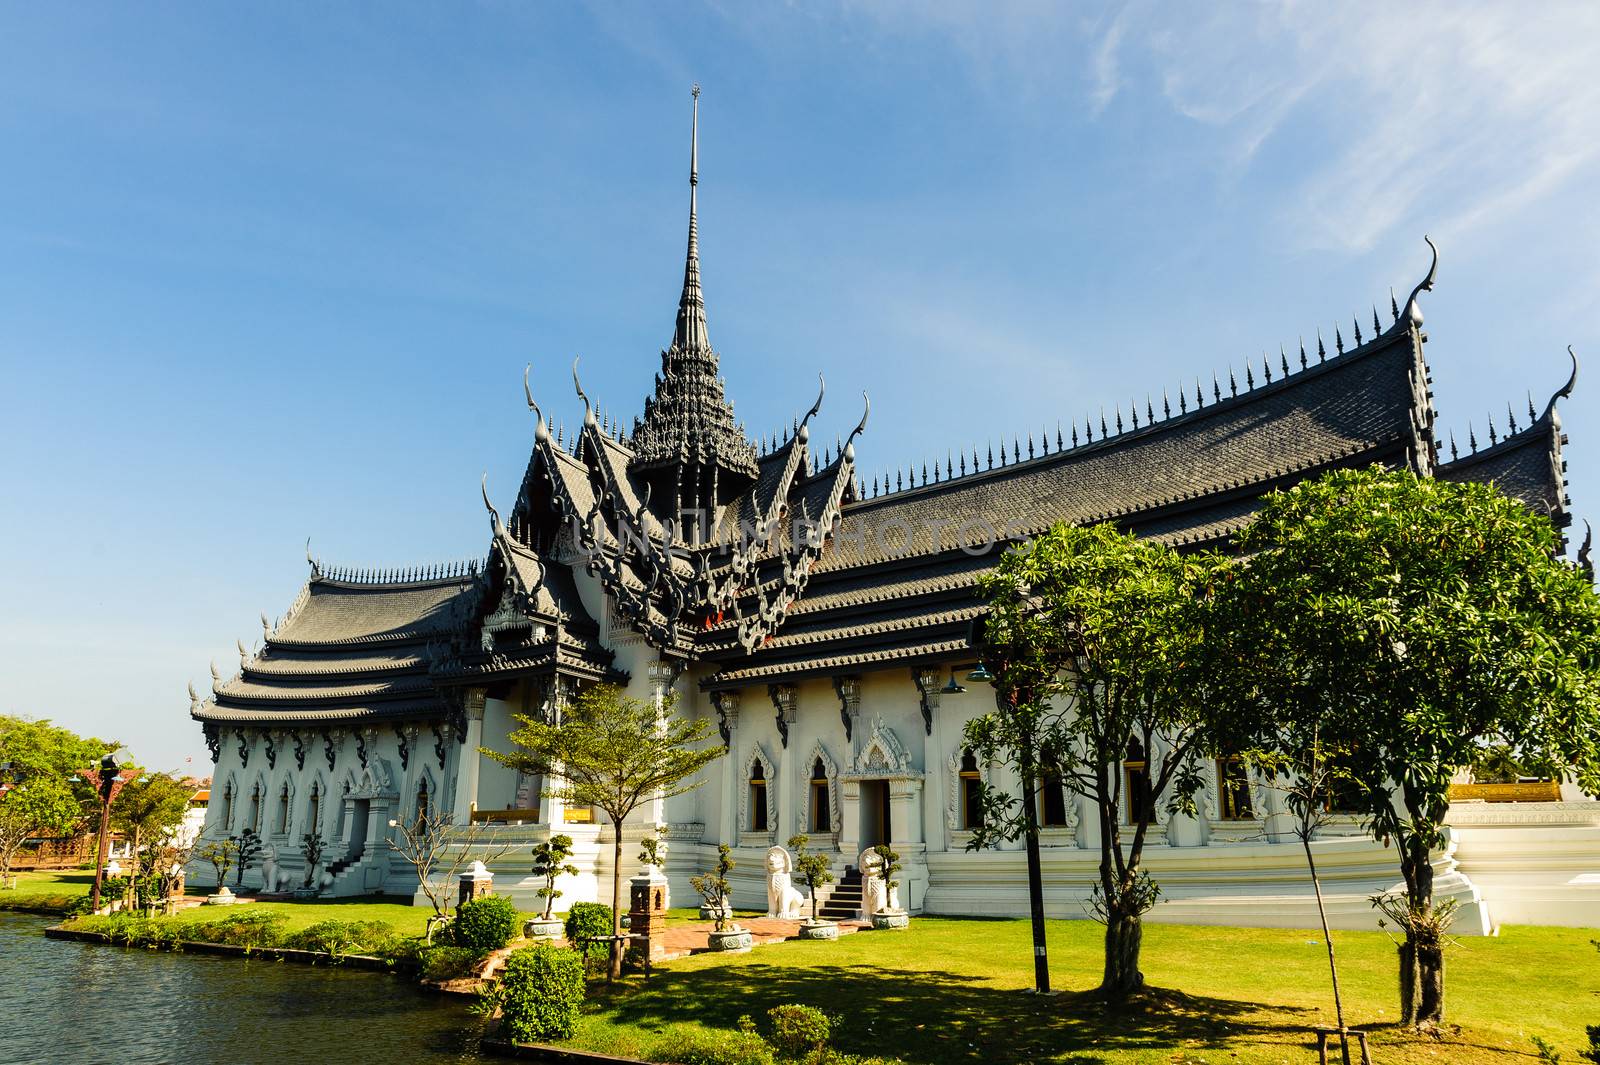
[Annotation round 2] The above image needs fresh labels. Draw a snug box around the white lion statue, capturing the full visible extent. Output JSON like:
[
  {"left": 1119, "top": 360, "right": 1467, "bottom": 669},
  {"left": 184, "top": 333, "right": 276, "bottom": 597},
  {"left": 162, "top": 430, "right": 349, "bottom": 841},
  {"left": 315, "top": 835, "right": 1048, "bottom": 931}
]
[
  {"left": 258, "top": 845, "right": 287, "bottom": 893},
  {"left": 765, "top": 846, "right": 804, "bottom": 919},
  {"left": 858, "top": 848, "right": 899, "bottom": 916}
]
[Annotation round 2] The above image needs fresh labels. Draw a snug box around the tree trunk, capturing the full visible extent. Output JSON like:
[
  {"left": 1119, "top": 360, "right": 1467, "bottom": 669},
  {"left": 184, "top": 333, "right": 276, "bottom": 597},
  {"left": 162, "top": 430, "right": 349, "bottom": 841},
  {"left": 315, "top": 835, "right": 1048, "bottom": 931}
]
[
  {"left": 1397, "top": 825, "right": 1442, "bottom": 1026},
  {"left": 1303, "top": 837, "right": 1351, "bottom": 1065},
  {"left": 1101, "top": 909, "right": 1144, "bottom": 998},
  {"left": 1396, "top": 936, "right": 1417, "bottom": 1026},
  {"left": 1019, "top": 743, "right": 1050, "bottom": 994},
  {"left": 609, "top": 821, "right": 624, "bottom": 982}
]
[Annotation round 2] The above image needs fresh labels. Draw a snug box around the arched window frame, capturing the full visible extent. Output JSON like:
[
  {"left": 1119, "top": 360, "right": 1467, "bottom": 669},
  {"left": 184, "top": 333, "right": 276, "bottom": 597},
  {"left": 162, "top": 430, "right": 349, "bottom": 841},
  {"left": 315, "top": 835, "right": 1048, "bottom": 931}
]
[
  {"left": 800, "top": 743, "right": 840, "bottom": 835},
  {"left": 738, "top": 743, "right": 777, "bottom": 839}
]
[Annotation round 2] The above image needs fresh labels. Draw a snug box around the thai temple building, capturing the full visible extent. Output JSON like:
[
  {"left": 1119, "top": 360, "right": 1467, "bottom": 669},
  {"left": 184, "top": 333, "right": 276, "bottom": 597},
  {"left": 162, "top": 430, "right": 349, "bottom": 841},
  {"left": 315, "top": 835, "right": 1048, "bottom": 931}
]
[{"left": 187, "top": 93, "right": 1599, "bottom": 932}]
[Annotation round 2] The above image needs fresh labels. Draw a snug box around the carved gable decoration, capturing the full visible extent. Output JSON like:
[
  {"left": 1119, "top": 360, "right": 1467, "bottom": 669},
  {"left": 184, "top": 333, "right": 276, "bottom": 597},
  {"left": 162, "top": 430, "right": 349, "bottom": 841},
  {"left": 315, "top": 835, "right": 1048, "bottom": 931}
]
[{"left": 849, "top": 718, "right": 911, "bottom": 776}]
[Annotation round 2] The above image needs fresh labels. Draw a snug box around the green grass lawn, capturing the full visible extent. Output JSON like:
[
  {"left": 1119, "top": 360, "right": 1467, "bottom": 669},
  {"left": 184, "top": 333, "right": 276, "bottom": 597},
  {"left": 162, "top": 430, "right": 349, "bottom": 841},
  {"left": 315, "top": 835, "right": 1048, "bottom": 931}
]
[{"left": 573, "top": 917, "right": 1600, "bottom": 1065}]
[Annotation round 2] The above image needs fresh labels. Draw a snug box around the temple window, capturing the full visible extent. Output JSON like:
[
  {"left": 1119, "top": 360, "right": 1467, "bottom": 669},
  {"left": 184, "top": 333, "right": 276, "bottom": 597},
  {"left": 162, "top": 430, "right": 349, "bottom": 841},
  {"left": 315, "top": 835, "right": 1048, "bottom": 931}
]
[
  {"left": 959, "top": 749, "right": 983, "bottom": 829},
  {"left": 416, "top": 778, "right": 431, "bottom": 834},
  {"left": 749, "top": 762, "right": 768, "bottom": 831},
  {"left": 1038, "top": 749, "right": 1070, "bottom": 827},
  {"left": 809, "top": 758, "right": 830, "bottom": 833},
  {"left": 307, "top": 782, "right": 321, "bottom": 836},
  {"left": 247, "top": 783, "right": 261, "bottom": 833},
  {"left": 220, "top": 782, "right": 234, "bottom": 831},
  {"left": 1123, "top": 740, "right": 1155, "bottom": 825},
  {"left": 1217, "top": 756, "right": 1253, "bottom": 820},
  {"left": 276, "top": 783, "right": 290, "bottom": 835}
]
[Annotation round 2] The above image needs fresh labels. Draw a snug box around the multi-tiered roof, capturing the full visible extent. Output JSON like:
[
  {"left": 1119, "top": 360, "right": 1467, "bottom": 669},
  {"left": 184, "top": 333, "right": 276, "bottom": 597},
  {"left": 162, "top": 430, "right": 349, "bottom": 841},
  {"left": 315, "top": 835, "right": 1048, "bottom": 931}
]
[{"left": 191, "top": 94, "right": 1578, "bottom": 745}]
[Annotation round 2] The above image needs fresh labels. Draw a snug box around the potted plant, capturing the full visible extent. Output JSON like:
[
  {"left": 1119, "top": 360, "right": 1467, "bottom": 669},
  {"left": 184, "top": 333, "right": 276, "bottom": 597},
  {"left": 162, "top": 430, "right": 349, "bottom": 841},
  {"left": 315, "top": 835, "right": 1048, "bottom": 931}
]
[
  {"left": 789, "top": 834, "right": 838, "bottom": 940},
  {"left": 526, "top": 833, "right": 576, "bottom": 938},
  {"left": 869, "top": 844, "right": 909, "bottom": 930},
  {"left": 693, "top": 844, "right": 750, "bottom": 952}
]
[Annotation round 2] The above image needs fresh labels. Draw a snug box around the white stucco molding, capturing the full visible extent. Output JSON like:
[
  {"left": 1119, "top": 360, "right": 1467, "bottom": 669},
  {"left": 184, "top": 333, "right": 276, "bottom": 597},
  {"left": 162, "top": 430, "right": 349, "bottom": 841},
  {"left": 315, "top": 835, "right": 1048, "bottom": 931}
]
[
  {"left": 846, "top": 718, "right": 915, "bottom": 779},
  {"left": 799, "top": 740, "right": 842, "bottom": 835},
  {"left": 739, "top": 742, "right": 778, "bottom": 835}
]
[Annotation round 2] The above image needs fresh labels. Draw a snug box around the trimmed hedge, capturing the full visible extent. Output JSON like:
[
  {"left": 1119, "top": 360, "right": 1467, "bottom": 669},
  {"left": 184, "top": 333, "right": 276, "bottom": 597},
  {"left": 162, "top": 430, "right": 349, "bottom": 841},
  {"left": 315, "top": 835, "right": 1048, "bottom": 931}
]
[
  {"left": 452, "top": 893, "right": 519, "bottom": 952},
  {"left": 481, "top": 943, "right": 586, "bottom": 1043},
  {"left": 563, "top": 900, "right": 613, "bottom": 964},
  {"left": 419, "top": 944, "right": 489, "bottom": 982}
]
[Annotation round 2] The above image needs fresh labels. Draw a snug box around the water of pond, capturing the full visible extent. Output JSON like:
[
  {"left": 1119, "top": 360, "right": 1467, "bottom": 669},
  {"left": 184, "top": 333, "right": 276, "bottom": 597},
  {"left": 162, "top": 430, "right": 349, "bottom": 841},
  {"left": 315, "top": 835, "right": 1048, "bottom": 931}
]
[{"left": 0, "top": 913, "right": 489, "bottom": 1065}]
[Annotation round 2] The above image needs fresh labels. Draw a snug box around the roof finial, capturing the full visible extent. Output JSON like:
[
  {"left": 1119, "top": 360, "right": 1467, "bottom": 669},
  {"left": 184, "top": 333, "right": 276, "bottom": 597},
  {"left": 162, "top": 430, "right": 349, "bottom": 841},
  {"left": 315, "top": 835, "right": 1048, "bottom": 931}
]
[
  {"left": 1540, "top": 345, "right": 1579, "bottom": 424},
  {"left": 1393, "top": 235, "right": 1438, "bottom": 333},
  {"left": 1580, "top": 519, "right": 1593, "bottom": 582},
  {"left": 481, "top": 473, "right": 505, "bottom": 534},
  {"left": 674, "top": 85, "right": 710, "bottom": 352}
]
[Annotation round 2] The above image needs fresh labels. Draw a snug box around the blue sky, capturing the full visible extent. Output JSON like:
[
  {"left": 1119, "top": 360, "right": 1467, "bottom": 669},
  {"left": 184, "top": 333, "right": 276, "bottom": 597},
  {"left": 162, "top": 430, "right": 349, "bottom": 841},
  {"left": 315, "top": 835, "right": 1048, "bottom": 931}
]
[{"left": 3, "top": 2, "right": 1597, "bottom": 771}]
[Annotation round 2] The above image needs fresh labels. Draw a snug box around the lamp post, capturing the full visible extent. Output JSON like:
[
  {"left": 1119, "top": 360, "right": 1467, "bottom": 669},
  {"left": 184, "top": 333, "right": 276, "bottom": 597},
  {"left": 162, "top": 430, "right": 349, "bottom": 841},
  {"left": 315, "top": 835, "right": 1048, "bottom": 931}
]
[{"left": 84, "top": 753, "right": 130, "bottom": 914}]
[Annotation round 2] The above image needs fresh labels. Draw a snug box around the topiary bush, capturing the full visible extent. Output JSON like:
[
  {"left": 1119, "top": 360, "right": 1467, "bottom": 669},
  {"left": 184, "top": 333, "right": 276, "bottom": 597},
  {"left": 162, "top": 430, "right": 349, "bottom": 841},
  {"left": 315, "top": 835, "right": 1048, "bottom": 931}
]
[
  {"left": 478, "top": 943, "right": 585, "bottom": 1043},
  {"left": 650, "top": 1028, "right": 776, "bottom": 1065},
  {"left": 766, "top": 1004, "right": 832, "bottom": 1059},
  {"left": 452, "top": 893, "right": 519, "bottom": 952},
  {"left": 563, "top": 900, "right": 613, "bottom": 966}
]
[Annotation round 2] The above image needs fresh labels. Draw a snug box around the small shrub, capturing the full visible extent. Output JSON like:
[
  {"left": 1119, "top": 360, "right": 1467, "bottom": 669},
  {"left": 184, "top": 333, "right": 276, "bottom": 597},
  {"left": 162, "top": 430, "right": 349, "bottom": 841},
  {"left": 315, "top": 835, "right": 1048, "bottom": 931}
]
[
  {"left": 564, "top": 900, "right": 613, "bottom": 966},
  {"left": 420, "top": 944, "right": 489, "bottom": 982},
  {"left": 190, "top": 910, "right": 288, "bottom": 948},
  {"left": 1584, "top": 1025, "right": 1600, "bottom": 1065},
  {"left": 478, "top": 943, "right": 585, "bottom": 1043},
  {"left": 650, "top": 1028, "right": 776, "bottom": 1065},
  {"left": 766, "top": 1004, "right": 832, "bottom": 1059},
  {"left": 452, "top": 893, "right": 519, "bottom": 952},
  {"left": 284, "top": 919, "right": 398, "bottom": 957}
]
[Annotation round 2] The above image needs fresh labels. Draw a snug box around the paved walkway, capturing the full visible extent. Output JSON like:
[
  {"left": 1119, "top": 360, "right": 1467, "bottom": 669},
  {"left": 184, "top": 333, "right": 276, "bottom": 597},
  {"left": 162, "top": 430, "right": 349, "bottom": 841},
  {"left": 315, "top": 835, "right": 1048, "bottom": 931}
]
[{"left": 650, "top": 916, "right": 870, "bottom": 960}]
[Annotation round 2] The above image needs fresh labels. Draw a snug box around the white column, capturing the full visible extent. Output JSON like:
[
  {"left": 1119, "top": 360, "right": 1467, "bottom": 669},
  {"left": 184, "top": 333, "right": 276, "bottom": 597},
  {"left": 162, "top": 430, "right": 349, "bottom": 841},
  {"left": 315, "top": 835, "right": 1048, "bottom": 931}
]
[
  {"left": 916, "top": 669, "right": 947, "bottom": 853},
  {"left": 772, "top": 684, "right": 798, "bottom": 842},
  {"left": 450, "top": 689, "right": 487, "bottom": 824},
  {"left": 717, "top": 692, "right": 741, "bottom": 845},
  {"left": 646, "top": 661, "right": 679, "bottom": 829}
]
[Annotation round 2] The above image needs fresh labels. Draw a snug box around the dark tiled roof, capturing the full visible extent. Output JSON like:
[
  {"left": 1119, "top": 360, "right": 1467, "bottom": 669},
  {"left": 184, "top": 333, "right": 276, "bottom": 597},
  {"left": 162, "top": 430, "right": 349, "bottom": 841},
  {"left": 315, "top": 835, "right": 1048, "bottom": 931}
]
[
  {"left": 822, "top": 328, "right": 1424, "bottom": 571},
  {"left": 1435, "top": 416, "right": 1568, "bottom": 526},
  {"left": 193, "top": 573, "right": 478, "bottom": 727}
]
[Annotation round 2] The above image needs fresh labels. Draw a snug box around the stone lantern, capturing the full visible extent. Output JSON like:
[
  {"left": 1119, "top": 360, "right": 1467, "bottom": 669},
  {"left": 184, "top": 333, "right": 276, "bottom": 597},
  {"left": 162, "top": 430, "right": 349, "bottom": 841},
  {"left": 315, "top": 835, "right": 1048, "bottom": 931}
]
[
  {"left": 458, "top": 860, "right": 494, "bottom": 907},
  {"left": 628, "top": 865, "right": 670, "bottom": 959}
]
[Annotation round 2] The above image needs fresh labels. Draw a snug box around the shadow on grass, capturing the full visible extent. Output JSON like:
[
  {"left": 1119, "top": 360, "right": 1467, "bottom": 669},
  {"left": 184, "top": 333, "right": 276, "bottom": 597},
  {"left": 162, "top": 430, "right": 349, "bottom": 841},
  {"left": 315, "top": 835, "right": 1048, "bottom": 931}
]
[{"left": 589, "top": 962, "right": 1314, "bottom": 1065}]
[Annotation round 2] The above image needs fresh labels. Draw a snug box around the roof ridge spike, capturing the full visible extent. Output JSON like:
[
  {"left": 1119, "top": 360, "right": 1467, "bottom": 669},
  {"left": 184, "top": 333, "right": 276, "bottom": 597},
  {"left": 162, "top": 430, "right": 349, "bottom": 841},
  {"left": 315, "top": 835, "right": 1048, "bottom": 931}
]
[
  {"left": 1298, "top": 337, "right": 1308, "bottom": 370},
  {"left": 1354, "top": 315, "right": 1363, "bottom": 346},
  {"left": 1261, "top": 354, "right": 1271, "bottom": 384},
  {"left": 1178, "top": 388, "right": 1188, "bottom": 415},
  {"left": 1162, "top": 389, "right": 1171, "bottom": 419},
  {"left": 1488, "top": 412, "right": 1498, "bottom": 446},
  {"left": 1449, "top": 430, "right": 1458, "bottom": 462},
  {"left": 1507, "top": 402, "right": 1518, "bottom": 434},
  {"left": 1373, "top": 306, "right": 1382, "bottom": 335},
  {"left": 1280, "top": 345, "right": 1290, "bottom": 377},
  {"left": 1335, "top": 325, "right": 1344, "bottom": 354},
  {"left": 1528, "top": 391, "right": 1537, "bottom": 422},
  {"left": 1391, "top": 287, "right": 1400, "bottom": 322},
  {"left": 1145, "top": 395, "right": 1154, "bottom": 424},
  {"left": 1317, "top": 329, "right": 1326, "bottom": 362},
  {"left": 1244, "top": 363, "right": 1254, "bottom": 391},
  {"left": 1055, "top": 421, "right": 1064, "bottom": 450}
]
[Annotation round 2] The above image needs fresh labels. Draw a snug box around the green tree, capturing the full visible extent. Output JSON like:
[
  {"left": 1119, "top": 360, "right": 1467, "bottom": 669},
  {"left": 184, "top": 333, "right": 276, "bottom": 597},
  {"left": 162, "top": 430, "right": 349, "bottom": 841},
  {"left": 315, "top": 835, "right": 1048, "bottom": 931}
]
[
  {"left": 531, "top": 834, "right": 578, "bottom": 920},
  {"left": 0, "top": 716, "right": 113, "bottom": 885},
  {"left": 787, "top": 833, "right": 834, "bottom": 923},
  {"left": 111, "top": 772, "right": 192, "bottom": 877},
  {"left": 965, "top": 523, "right": 1223, "bottom": 998},
  {"left": 487, "top": 683, "right": 723, "bottom": 979},
  {"left": 1231, "top": 467, "right": 1600, "bottom": 1026}
]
